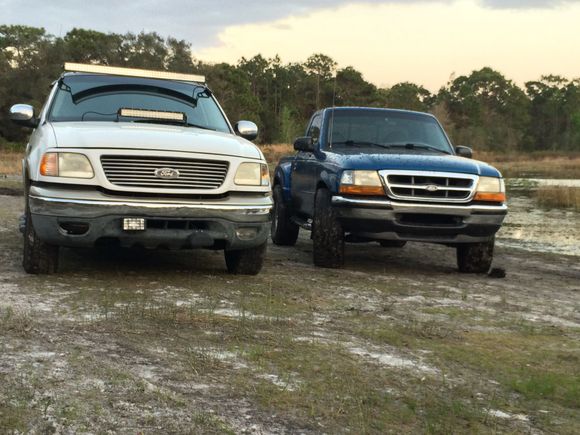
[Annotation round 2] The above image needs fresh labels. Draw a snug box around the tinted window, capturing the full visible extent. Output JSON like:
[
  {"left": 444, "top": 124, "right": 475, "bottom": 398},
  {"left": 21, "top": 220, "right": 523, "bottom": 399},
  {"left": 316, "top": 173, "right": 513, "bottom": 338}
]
[
  {"left": 327, "top": 109, "right": 452, "bottom": 153},
  {"left": 307, "top": 115, "right": 322, "bottom": 144},
  {"left": 48, "top": 75, "right": 230, "bottom": 133}
]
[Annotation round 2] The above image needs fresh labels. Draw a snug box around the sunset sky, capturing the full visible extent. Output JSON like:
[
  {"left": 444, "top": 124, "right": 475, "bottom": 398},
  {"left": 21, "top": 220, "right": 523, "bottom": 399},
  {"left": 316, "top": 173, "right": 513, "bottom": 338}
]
[{"left": 2, "top": 0, "right": 580, "bottom": 90}]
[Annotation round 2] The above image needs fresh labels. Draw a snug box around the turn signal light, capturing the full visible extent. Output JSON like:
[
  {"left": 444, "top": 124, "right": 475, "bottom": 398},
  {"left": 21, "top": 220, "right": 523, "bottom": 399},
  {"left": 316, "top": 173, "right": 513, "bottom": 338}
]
[
  {"left": 40, "top": 153, "right": 58, "bottom": 176},
  {"left": 474, "top": 192, "right": 506, "bottom": 202},
  {"left": 339, "top": 185, "right": 385, "bottom": 196}
]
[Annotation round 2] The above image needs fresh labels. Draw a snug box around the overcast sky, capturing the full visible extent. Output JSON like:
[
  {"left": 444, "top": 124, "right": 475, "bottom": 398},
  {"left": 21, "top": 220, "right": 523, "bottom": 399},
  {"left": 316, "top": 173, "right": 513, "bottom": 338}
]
[{"left": 2, "top": 0, "right": 579, "bottom": 90}]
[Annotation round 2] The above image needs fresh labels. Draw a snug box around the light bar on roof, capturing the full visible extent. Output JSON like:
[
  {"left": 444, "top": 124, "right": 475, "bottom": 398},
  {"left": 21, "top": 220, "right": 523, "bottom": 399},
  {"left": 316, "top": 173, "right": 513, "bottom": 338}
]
[
  {"left": 64, "top": 62, "right": 205, "bottom": 83},
  {"left": 119, "top": 108, "right": 186, "bottom": 122}
]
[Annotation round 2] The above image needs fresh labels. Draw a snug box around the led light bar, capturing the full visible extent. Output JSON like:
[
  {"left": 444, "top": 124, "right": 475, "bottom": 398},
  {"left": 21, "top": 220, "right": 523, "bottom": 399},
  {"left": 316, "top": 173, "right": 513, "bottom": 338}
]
[
  {"left": 119, "top": 108, "right": 186, "bottom": 122},
  {"left": 64, "top": 62, "right": 205, "bottom": 83}
]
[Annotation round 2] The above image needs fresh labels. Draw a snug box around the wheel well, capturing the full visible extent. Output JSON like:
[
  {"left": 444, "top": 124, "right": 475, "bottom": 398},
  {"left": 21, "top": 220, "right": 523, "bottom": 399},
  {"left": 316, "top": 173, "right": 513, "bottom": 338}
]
[{"left": 316, "top": 181, "right": 328, "bottom": 192}]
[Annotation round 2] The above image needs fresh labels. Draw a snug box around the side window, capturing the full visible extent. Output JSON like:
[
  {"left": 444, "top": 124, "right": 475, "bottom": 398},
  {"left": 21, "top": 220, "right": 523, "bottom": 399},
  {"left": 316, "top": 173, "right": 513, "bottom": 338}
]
[{"left": 307, "top": 115, "right": 322, "bottom": 144}]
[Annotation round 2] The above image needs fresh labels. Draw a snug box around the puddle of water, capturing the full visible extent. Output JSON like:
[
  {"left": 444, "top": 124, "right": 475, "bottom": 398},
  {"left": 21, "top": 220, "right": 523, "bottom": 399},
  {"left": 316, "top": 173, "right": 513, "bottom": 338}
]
[
  {"left": 508, "top": 178, "right": 580, "bottom": 190},
  {"left": 497, "top": 180, "right": 580, "bottom": 257}
]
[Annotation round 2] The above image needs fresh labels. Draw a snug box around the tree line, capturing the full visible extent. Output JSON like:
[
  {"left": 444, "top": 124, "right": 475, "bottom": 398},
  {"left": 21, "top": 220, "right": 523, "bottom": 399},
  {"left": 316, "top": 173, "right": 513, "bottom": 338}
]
[{"left": 1, "top": 25, "right": 579, "bottom": 152}]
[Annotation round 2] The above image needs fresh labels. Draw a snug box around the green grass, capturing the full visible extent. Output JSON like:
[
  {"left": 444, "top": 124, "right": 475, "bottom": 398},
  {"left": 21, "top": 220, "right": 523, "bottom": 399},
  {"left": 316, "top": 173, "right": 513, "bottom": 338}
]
[{"left": 422, "top": 331, "right": 580, "bottom": 428}]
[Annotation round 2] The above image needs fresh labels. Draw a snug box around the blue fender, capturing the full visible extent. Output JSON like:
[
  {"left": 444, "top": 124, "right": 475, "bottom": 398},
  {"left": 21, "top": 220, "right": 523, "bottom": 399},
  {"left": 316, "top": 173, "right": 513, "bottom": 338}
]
[{"left": 273, "top": 157, "right": 294, "bottom": 203}]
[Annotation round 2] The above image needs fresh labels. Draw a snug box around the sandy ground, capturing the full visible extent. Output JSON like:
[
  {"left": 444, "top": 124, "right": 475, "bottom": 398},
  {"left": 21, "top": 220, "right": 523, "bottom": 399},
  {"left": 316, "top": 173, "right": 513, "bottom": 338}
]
[{"left": 1, "top": 193, "right": 579, "bottom": 434}]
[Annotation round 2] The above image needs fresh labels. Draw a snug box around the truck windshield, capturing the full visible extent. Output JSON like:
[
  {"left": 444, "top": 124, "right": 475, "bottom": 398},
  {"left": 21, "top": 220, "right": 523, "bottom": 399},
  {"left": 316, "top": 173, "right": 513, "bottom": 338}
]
[
  {"left": 48, "top": 74, "right": 231, "bottom": 133},
  {"left": 327, "top": 109, "right": 453, "bottom": 154}
]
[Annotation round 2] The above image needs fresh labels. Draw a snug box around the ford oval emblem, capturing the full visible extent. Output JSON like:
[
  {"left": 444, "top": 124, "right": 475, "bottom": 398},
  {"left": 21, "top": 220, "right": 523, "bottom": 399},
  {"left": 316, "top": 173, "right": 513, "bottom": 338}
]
[
  {"left": 425, "top": 184, "right": 439, "bottom": 192},
  {"left": 154, "top": 167, "right": 180, "bottom": 179}
]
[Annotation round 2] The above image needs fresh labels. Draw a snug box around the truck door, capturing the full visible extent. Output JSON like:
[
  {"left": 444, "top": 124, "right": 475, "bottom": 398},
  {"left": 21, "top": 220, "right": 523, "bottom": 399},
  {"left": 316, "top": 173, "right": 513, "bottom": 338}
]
[{"left": 291, "top": 114, "right": 322, "bottom": 217}]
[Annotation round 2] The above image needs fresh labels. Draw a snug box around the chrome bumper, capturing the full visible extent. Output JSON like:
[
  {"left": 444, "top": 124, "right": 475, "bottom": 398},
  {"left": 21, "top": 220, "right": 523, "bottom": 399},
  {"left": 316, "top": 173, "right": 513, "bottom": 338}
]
[
  {"left": 331, "top": 195, "right": 507, "bottom": 216},
  {"left": 331, "top": 195, "right": 507, "bottom": 244},
  {"left": 29, "top": 184, "right": 272, "bottom": 222},
  {"left": 27, "top": 184, "right": 272, "bottom": 249}
]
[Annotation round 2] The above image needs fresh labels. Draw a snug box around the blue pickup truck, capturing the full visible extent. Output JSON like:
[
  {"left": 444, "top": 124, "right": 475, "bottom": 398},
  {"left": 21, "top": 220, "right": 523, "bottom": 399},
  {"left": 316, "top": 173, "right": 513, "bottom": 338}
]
[{"left": 271, "top": 107, "right": 507, "bottom": 272}]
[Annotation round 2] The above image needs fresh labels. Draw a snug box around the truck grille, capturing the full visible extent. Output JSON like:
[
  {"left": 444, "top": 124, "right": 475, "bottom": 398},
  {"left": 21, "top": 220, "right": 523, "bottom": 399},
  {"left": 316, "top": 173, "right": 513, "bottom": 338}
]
[
  {"left": 379, "top": 170, "right": 477, "bottom": 203},
  {"left": 101, "top": 155, "right": 229, "bottom": 190}
]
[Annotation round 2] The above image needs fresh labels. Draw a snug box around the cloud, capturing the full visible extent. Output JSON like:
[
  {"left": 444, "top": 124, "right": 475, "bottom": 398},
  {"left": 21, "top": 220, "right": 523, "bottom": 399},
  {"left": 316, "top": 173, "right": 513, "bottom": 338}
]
[
  {"left": 196, "top": 1, "right": 580, "bottom": 91},
  {"left": 0, "top": 0, "right": 576, "bottom": 50},
  {"left": 480, "top": 0, "right": 577, "bottom": 8},
  {"left": 0, "top": 0, "right": 438, "bottom": 48}
]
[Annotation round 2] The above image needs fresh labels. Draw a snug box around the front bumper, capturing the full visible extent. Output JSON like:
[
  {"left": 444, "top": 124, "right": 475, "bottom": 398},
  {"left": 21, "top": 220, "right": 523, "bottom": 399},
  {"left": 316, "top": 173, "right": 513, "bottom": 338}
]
[
  {"left": 29, "top": 184, "right": 272, "bottom": 250},
  {"left": 332, "top": 195, "right": 507, "bottom": 244}
]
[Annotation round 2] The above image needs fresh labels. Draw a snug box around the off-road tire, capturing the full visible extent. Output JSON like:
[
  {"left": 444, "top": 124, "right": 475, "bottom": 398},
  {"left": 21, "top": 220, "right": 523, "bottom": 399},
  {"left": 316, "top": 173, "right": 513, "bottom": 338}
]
[
  {"left": 22, "top": 208, "right": 59, "bottom": 274},
  {"left": 224, "top": 242, "right": 267, "bottom": 275},
  {"left": 379, "top": 240, "right": 407, "bottom": 248},
  {"left": 271, "top": 185, "right": 299, "bottom": 246},
  {"left": 456, "top": 238, "right": 494, "bottom": 273},
  {"left": 312, "top": 188, "right": 344, "bottom": 268}
]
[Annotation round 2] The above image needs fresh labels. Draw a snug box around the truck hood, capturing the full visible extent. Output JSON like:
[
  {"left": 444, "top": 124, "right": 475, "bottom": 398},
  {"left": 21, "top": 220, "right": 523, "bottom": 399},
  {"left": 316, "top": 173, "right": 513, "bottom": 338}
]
[
  {"left": 331, "top": 150, "right": 501, "bottom": 177},
  {"left": 49, "top": 122, "right": 262, "bottom": 160}
]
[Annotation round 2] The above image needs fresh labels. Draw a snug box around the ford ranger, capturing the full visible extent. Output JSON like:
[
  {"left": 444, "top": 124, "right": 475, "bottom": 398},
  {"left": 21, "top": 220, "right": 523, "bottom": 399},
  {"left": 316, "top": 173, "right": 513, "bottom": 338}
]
[
  {"left": 271, "top": 107, "right": 507, "bottom": 272},
  {"left": 10, "top": 63, "right": 272, "bottom": 275}
]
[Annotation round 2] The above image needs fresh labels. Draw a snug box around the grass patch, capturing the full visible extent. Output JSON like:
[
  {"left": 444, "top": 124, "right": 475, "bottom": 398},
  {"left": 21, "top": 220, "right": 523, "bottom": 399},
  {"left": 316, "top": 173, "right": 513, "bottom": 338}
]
[
  {"left": 535, "top": 186, "right": 580, "bottom": 210},
  {"left": 478, "top": 151, "right": 580, "bottom": 179},
  {"left": 0, "top": 307, "right": 34, "bottom": 337},
  {"left": 259, "top": 143, "right": 293, "bottom": 166},
  {"left": 0, "top": 150, "right": 24, "bottom": 176},
  {"left": 510, "top": 372, "right": 579, "bottom": 406},
  {"left": 0, "top": 370, "right": 42, "bottom": 432},
  {"left": 235, "top": 339, "right": 498, "bottom": 433},
  {"left": 239, "top": 340, "right": 413, "bottom": 433},
  {"left": 426, "top": 331, "right": 580, "bottom": 413}
]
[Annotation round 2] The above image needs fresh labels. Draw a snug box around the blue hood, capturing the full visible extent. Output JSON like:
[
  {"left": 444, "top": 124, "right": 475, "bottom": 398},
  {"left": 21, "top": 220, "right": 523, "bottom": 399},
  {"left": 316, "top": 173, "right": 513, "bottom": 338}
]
[{"left": 328, "top": 151, "right": 502, "bottom": 177}]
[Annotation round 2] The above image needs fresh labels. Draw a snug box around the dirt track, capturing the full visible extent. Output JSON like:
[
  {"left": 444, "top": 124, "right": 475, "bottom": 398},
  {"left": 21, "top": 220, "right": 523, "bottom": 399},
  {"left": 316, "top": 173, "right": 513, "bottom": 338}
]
[{"left": 1, "top": 193, "right": 579, "bottom": 434}]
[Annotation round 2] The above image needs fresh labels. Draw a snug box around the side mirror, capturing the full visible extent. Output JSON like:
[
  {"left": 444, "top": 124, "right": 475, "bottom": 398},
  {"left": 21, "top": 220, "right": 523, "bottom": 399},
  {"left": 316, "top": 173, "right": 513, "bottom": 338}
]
[
  {"left": 9, "top": 104, "right": 39, "bottom": 128},
  {"left": 235, "top": 120, "right": 258, "bottom": 141},
  {"left": 455, "top": 146, "right": 473, "bottom": 159},
  {"left": 293, "top": 136, "right": 315, "bottom": 152}
]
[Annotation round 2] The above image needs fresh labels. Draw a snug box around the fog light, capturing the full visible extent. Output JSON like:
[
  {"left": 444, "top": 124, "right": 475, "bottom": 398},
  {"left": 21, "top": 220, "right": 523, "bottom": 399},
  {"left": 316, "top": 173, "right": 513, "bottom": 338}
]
[
  {"left": 236, "top": 227, "right": 257, "bottom": 240},
  {"left": 123, "top": 218, "right": 146, "bottom": 231}
]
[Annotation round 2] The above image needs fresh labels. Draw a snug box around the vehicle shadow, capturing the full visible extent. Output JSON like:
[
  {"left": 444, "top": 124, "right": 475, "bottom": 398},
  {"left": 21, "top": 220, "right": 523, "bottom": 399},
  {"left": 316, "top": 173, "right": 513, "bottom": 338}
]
[
  {"left": 269, "top": 233, "right": 462, "bottom": 277},
  {"left": 59, "top": 245, "right": 227, "bottom": 276}
]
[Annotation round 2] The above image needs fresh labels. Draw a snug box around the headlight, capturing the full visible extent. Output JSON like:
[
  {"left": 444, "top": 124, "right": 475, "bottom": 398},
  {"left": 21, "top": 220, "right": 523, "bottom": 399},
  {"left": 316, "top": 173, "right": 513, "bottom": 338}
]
[
  {"left": 474, "top": 176, "right": 506, "bottom": 202},
  {"left": 339, "top": 170, "right": 385, "bottom": 195},
  {"left": 40, "top": 152, "right": 94, "bottom": 179},
  {"left": 234, "top": 162, "right": 269, "bottom": 186}
]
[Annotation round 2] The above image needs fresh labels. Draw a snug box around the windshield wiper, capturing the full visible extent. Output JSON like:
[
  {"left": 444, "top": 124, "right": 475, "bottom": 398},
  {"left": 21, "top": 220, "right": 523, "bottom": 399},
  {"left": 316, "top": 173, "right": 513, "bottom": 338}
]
[
  {"left": 131, "top": 119, "right": 216, "bottom": 131},
  {"left": 80, "top": 111, "right": 117, "bottom": 121},
  {"left": 184, "top": 122, "right": 216, "bottom": 131},
  {"left": 387, "top": 143, "right": 451, "bottom": 155},
  {"left": 332, "top": 140, "right": 392, "bottom": 149}
]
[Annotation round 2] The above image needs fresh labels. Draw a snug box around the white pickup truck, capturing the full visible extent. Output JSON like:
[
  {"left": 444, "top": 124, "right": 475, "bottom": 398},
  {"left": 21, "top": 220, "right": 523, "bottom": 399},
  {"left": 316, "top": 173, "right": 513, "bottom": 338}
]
[{"left": 10, "top": 63, "right": 272, "bottom": 275}]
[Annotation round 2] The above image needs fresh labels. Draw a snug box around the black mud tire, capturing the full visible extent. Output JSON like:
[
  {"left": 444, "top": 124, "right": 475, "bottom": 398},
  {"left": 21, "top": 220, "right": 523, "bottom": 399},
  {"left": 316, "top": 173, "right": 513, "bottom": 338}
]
[
  {"left": 224, "top": 242, "right": 267, "bottom": 275},
  {"left": 456, "top": 238, "right": 494, "bottom": 273},
  {"left": 312, "top": 188, "right": 344, "bottom": 268},
  {"left": 22, "top": 209, "right": 59, "bottom": 274},
  {"left": 271, "top": 185, "right": 299, "bottom": 246},
  {"left": 379, "top": 240, "right": 407, "bottom": 248}
]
